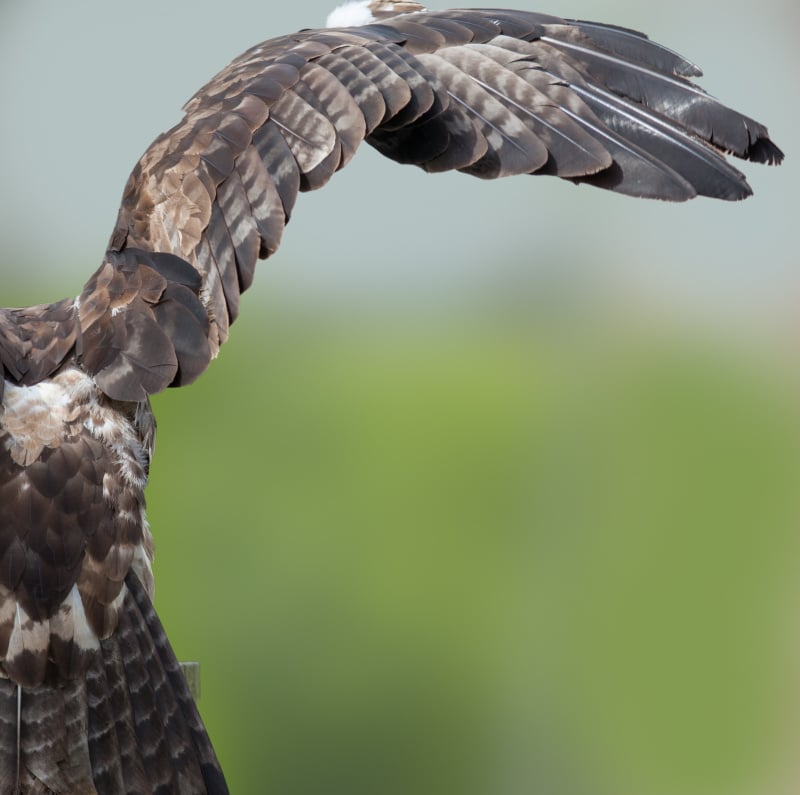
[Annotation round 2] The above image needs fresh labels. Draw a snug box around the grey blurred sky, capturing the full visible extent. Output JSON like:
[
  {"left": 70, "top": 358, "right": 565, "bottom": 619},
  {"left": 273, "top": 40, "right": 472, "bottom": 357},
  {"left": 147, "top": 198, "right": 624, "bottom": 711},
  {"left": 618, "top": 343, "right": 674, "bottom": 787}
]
[{"left": 1, "top": 1, "right": 797, "bottom": 337}]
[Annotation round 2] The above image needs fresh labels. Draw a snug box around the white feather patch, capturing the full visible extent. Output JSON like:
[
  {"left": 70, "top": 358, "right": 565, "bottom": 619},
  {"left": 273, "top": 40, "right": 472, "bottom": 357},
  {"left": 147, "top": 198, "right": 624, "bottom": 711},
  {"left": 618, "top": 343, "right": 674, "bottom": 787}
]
[
  {"left": 51, "top": 584, "right": 100, "bottom": 654},
  {"left": 7, "top": 602, "right": 49, "bottom": 660},
  {"left": 326, "top": 1, "right": 377, "bottom": 27},
  {"left": 1, "top": 368, "right": 94, "bottom": 465},
  {"left": 0, "top": 585, "right": 16, "bottom": 656},
  {"left": 327, "top": 1, "right": 426, "bottom": 27}
]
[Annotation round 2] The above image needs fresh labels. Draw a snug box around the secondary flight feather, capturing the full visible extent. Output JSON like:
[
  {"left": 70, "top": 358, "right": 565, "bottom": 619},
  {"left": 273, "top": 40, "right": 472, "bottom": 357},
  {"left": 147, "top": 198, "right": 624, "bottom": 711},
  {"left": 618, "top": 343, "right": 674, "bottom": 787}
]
[{"left": 0, "top": 4, "right": 783, "bottom": 793}]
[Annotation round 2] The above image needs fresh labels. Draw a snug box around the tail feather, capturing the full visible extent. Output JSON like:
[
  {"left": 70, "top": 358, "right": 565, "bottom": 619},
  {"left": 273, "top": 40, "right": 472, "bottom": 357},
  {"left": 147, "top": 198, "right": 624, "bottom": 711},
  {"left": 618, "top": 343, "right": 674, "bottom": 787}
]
[
  {"left": 85, "top": 652, "right": 142, "bottom": 794},
  {"left": 114, "top": 607, "right": 177, "bottom": 791},
  {"left": 125, "top": 574, "right": 229, "bottom": 795},
  {"left": 0, "top": 683, "right": 18, "bottom": 790},
  {"left": 89, "top": 637, "right": 153, "bottom": 794},
  {"left": 20, "top": 683, "right": 95, "bottom": 793},
  {"left": 0, "top": 573, "right": 228, "bottom": 794}
]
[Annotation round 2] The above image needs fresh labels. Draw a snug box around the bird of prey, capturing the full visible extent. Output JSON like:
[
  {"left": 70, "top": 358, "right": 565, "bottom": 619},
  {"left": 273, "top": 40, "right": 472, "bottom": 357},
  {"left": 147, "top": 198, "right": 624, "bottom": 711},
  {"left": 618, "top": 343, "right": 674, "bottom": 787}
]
[{"left": 0, "top": 3, "right": 783, "bottom": 793}]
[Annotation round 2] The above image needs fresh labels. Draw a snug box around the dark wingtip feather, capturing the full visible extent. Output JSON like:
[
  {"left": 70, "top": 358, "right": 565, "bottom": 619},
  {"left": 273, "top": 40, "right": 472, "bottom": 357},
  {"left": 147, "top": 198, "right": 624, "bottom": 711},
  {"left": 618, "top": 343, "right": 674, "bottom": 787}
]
[
  {"left": 570, "top": 19, "right": 704, "bottom": 77},
  {"left": 746, "top": 134, "right": 784, "bottom": 165}
]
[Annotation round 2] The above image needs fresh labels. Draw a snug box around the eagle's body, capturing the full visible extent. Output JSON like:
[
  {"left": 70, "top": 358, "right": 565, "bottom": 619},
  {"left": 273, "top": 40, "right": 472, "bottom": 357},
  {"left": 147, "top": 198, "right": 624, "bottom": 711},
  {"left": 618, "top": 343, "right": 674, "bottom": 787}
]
[{"left": 0, "top": 5, "right": 783, "bottom": 792}]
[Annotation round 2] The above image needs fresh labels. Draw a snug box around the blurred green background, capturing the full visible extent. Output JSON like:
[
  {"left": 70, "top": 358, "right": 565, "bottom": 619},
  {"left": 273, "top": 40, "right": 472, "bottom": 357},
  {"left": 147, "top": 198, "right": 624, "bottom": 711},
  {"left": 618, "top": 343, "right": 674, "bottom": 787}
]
[
  {"left": 148, "top": 309, "right": 800, "bottom": 795},
  {"left": 2, "top": 2, "right": 800, "bottom": 793}
]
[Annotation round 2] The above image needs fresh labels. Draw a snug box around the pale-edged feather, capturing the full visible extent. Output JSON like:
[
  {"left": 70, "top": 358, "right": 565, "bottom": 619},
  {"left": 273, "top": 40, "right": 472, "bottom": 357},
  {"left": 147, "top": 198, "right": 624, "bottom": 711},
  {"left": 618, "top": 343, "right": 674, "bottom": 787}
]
[
  {"left": 417, "top": 50, "right": 550, "bottom": 177},
  {"left": 269, "top": 84, "right": 339, "bottom": 175},
  {"left": 364, "top": 40, "right": 443, "bottom": 130},
  {"left": 314, "top": 48, "right": 391, "bottom": 134},
  {"left": 232, "top": 147, "right": 287, "bottom": 262},
  {"left": 250, "top": 117, "right": 302, "bottom": 221},
  {"left": 330, "top": 44, "right": 413, "bottom": 125},
  {"left": 205, "top": 202, "right": 243, "bottom": 323},
  {"left": 300, "top": 62, "right": 367, "bottom": 169},
  {"left": 438, "top": 43, "right": 613, "bottom": 177}
]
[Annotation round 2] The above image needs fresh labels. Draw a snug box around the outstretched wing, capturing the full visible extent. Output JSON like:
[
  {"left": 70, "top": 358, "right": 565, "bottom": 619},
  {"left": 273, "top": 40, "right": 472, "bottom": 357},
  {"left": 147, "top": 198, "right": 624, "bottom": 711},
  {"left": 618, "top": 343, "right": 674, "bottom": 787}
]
[{"left": 76, "top": 8, "right": 783, "bottom": 403}]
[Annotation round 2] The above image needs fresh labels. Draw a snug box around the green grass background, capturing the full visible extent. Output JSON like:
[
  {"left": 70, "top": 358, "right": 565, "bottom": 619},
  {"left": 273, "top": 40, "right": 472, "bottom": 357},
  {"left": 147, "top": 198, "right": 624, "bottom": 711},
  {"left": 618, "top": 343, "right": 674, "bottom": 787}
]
[{"left": 147, "top": 305, "right": 800, "bottom": 795}]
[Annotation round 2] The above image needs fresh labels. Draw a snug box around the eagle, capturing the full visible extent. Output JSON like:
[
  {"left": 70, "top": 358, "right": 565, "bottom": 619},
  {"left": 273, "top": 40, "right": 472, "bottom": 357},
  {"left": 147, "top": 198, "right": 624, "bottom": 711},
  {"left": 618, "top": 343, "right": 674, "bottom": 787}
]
[{"left": 0, "top": 3, "right": 783, "bottom": 793}]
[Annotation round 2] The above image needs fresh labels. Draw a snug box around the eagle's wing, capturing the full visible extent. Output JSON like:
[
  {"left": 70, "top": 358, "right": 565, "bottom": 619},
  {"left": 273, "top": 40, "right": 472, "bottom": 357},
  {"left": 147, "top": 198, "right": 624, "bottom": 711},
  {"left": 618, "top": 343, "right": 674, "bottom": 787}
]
[{"left": 75, "top": 8, "right": 782, "bottom": 403}]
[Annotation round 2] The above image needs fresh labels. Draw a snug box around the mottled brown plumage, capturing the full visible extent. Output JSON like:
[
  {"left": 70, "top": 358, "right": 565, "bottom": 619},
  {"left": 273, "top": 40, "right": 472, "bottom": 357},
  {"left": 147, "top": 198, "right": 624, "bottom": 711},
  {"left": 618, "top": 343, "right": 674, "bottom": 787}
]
[{"left": 0, "top": 6, "right": 783, "bottom": 793}]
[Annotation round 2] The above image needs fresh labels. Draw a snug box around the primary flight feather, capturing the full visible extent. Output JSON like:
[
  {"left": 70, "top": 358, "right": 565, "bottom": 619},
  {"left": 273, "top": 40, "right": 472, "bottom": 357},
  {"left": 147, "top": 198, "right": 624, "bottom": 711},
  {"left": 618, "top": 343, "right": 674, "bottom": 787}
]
[{"left": 0, "top": 5, "right": 783, "bottom": 793}]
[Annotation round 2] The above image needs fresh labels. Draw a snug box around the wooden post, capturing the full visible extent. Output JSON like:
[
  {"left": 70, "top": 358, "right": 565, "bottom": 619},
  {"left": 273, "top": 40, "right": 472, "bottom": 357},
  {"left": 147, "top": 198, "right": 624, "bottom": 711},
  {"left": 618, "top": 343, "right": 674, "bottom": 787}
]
[{"left": 180, "top": 661, "right": 201, "bottom": 701}]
